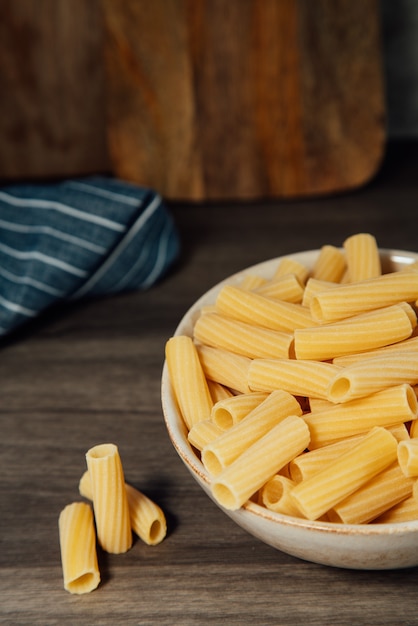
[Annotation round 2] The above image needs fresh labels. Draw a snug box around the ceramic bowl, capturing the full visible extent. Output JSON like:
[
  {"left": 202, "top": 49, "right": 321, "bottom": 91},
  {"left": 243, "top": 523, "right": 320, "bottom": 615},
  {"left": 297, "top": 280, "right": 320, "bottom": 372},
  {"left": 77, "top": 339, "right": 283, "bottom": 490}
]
[{"left": 161, "top": 248, "right": 418, "bottom": 569}]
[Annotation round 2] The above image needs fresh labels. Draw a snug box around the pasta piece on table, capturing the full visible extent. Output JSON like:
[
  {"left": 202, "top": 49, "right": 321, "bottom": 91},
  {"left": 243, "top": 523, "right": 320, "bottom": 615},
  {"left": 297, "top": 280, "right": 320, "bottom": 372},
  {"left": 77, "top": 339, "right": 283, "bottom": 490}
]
[
  {"left": 79, "top": 470, "right": 167, "bottom": 545},
  {"left": 86, "top": 443, "right": 132, "bottom": 554},
  {"left": 58, "top": 502, "right": 100, "bottom": 594}
]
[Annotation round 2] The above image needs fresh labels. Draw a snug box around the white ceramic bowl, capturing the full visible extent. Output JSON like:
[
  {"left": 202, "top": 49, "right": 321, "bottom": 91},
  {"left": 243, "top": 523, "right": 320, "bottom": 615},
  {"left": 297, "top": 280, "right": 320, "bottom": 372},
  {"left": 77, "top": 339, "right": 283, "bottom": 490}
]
[{"left": 161, "top": 248, "right": 418, "bottom": 569}]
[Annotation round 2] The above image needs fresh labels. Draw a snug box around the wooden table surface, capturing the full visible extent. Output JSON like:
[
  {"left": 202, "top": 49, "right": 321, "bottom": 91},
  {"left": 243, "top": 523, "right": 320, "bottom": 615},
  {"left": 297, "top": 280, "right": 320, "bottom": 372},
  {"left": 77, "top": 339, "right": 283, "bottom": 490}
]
[{"left": 2, "top": 142, "right": 418, "bottom": 626}]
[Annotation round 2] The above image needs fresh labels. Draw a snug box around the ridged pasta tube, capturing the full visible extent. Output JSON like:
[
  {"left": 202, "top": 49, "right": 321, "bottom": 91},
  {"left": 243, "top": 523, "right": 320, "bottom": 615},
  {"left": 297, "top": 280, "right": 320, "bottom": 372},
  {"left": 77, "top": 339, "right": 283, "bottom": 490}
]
[
  {"left": 215, "top": 285, "right": 314, "bottom": 332},
  {"left": 291, "top": 427, "right": 398, "bottom": 520},
  {"left": 165, "top": 335, "right": 213, "bottom": 429},
  {"left": 194, "top": 312, "right": 293, "bottom": 359},
  {"left": 294, "top": 303, "right": 415, "bottom": 360},
  {"left": 304, "top": 384, "right": 417, "bottom": 448},
  {"left": 328, "top": 463, "right": 414, "bottom": 524},
  {"left": 79, "top": 470, "right": 167, "bottom": 546},
  {"left": 343, "top": 233, "right": 381, "bottom": 282},
  {"left": 327, "top": 352, "right": 418, "bottom": 403},
  {"left": 58, "top": 502, "right": 100, "bottom": 594},
  {"left": 212, "top": 414, "right": 310, "bottom": 510},
  {"left": 310, "top": 271, "right": 418, "bottom": 323},
  {"left": 202, "top": 390, "right": 302, "bottom": 476},
  {"left": 86, "top": 443, "right": 132, "bottom": 554},
  {"left": 248, "top": 358, "right": 341, "bottom": 400}
]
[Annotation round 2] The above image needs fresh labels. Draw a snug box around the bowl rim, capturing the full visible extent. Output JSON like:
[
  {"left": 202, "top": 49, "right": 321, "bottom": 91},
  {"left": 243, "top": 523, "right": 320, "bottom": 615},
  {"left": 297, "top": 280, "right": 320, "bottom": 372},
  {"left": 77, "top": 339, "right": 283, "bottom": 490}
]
[{"left": 161, "top": 247, "right": 418, "bottom": 537}]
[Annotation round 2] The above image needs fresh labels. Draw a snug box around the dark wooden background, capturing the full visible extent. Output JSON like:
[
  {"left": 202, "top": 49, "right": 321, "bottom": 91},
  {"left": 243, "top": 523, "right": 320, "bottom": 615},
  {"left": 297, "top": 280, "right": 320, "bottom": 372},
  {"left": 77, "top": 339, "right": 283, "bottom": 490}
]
[{"left": 0, "top": 0, "right": 385, "bottom": 199}]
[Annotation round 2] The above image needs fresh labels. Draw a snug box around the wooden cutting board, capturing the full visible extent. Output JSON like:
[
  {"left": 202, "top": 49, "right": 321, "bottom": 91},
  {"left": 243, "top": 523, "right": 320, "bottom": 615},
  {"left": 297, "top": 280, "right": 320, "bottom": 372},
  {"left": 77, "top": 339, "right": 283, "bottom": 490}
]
[{"left": 102, "top": 0, "right": 386, "bottom": 201}]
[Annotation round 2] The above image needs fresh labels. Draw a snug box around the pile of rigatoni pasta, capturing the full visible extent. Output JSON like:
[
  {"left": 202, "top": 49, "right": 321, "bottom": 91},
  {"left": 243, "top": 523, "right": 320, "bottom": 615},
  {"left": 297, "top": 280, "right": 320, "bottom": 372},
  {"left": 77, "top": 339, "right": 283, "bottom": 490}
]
[
  {"left": 166, "top": 233, "right": 418, "bottom": 525},
  {"left": 58, "top": 443, "right": 167, "bottom": 594}
]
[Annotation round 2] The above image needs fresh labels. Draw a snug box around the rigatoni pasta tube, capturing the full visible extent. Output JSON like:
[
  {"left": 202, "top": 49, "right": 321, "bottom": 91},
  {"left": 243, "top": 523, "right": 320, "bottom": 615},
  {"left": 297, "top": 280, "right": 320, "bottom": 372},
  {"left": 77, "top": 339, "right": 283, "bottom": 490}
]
[
  {"left": 289, "top": 434, "right": 365, "bottom": 483},
  {"left": 248, "top": 358, "right": 341, "bottom": 400},
  {"left": 302, "top": 278, "right": 338, "bottom": 308},
  {"left": 215, "top": 284, "right": 315, "bottom": 332},
  {"left": 327, "top": 352, "right": 418, "bottom": 403},
  {"left": 260, "top": 475, "right": 302, "bottom": 517},
  {"left": 79, "top": 470, "right": 167, "bottom": 546},
  {"left": 124, "top": 483, "right": 167, "bottom": 546},
  {"left": 211, "top": 392, "right": 269, "bottom": 429},
  {"left": 207, "top": 379, "right": 234, "bottom": 403},
  {"left": 294, "top": 303, "right": 415, "bottom": 361},
  {"left": 289, "top": 425, "right": 409, "bottom": 483},
  {"left": 212, "top": 414, "right": 310, "bottom": 510},
  {"left": 328, "top": 463, "right": 414, "bottom": 524},
  {"left": 310, "top": 271, "right": 418, "bottom": 323},
  {"left": 196, "top": 344, "right": 252, "bottom": 394},
  {"left": 202, "top": 390, "right": 302, "bottom": 476},
  {"left": 273, "top": 257, "right": 309, "bottom": 283},
  {"left": 255, "top": 273, "right": 304, "bottom": 303},
  {"left": 374, "top": 494, "right": 418, "bottom": 523},
  {"left": 343, "top": 232, "right": 381, "bottom": 282},
  {"left": 85, "top": 443, "right": 132, "bottom": 554},
  {"left": 239, "top": 274, "right": 267, "bottom": 290},
  {"left": 332, "top": 336, "right": 418, "bottom": 367},
  {"left": 193, "top": 312, "right": 293, "bottom": 359},
  {"left": 410, "top": 415, "right": 418, "bottom": 438},
  {"left": 58, "top": 502, "right": 100, "bottom": 594},
  {"left": 165, "top": 335, "right": 213, "bottom": 429},
  {"left": 312, "top": 245, "right": 346, "bottom": 283},
  {"left": 304, "top": 384, "right": 417, "bottom": 448},
  {"left": 188, "top": 419, "right": 224, "bottom": 451},
  {"left": 291, "top": 427, "right": 398, "bottom": 520},
  {"left": 398, "top": 438, "right": 418, "bottom": 477}
]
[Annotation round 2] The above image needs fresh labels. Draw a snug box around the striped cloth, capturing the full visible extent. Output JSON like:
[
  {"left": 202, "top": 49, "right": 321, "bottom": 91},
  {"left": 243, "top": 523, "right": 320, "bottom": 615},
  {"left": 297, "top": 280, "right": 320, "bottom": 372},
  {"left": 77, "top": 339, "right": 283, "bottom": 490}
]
[{"left": 0, "top": 176, "right": 180, "bottom": 336}]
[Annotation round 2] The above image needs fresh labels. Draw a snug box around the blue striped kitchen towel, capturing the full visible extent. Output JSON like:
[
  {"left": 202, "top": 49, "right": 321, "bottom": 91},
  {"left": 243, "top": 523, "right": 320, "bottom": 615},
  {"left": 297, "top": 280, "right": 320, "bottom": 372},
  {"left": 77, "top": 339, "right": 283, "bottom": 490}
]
[{"left": 0, "top": 176, "right": 180, "bottom": 336}]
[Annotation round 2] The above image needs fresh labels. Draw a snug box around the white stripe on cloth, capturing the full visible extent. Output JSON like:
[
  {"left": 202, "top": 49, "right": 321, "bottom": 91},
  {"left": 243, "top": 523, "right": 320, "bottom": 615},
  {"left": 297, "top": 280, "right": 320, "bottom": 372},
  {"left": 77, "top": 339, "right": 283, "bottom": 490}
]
[
  {"left": 141, "top": 220, "right": 174, "bottom": 289},
  {"left": 65, "top": 181, "right": 142, "bottom": 206},
  {"left": 0, "top": 295, "right": 37, "bottom": 317},
  {"left": 112, "top": 217, "right": 173, "bottom": 292},
  {"left": 0, "top": 219, "right": 107, "bottom": 254},
  {"left": 0, "top": 191, "right": 126, "bottom": 232},
  {"left": 71, "top": 194, "right": 162, "bottom": 298},
  {"left": 0, "top": 243, "right": 87, "bottom": 278},
  {"left": 0, "top": 267, "right": 64, "bottom": 296}
]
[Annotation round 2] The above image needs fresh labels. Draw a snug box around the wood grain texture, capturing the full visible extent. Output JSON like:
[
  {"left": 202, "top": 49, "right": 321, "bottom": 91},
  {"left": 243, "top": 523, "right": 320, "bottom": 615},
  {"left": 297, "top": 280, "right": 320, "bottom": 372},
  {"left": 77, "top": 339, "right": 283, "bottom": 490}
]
[
  {"left": 0, "top": 0, "right": 109, "bottom": 180},
  {"left": 103, "top": 0, "right": 386, "bottom": 200},
  {"left": 1, "top": 142, "right": 418, "bottom": 625}
]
